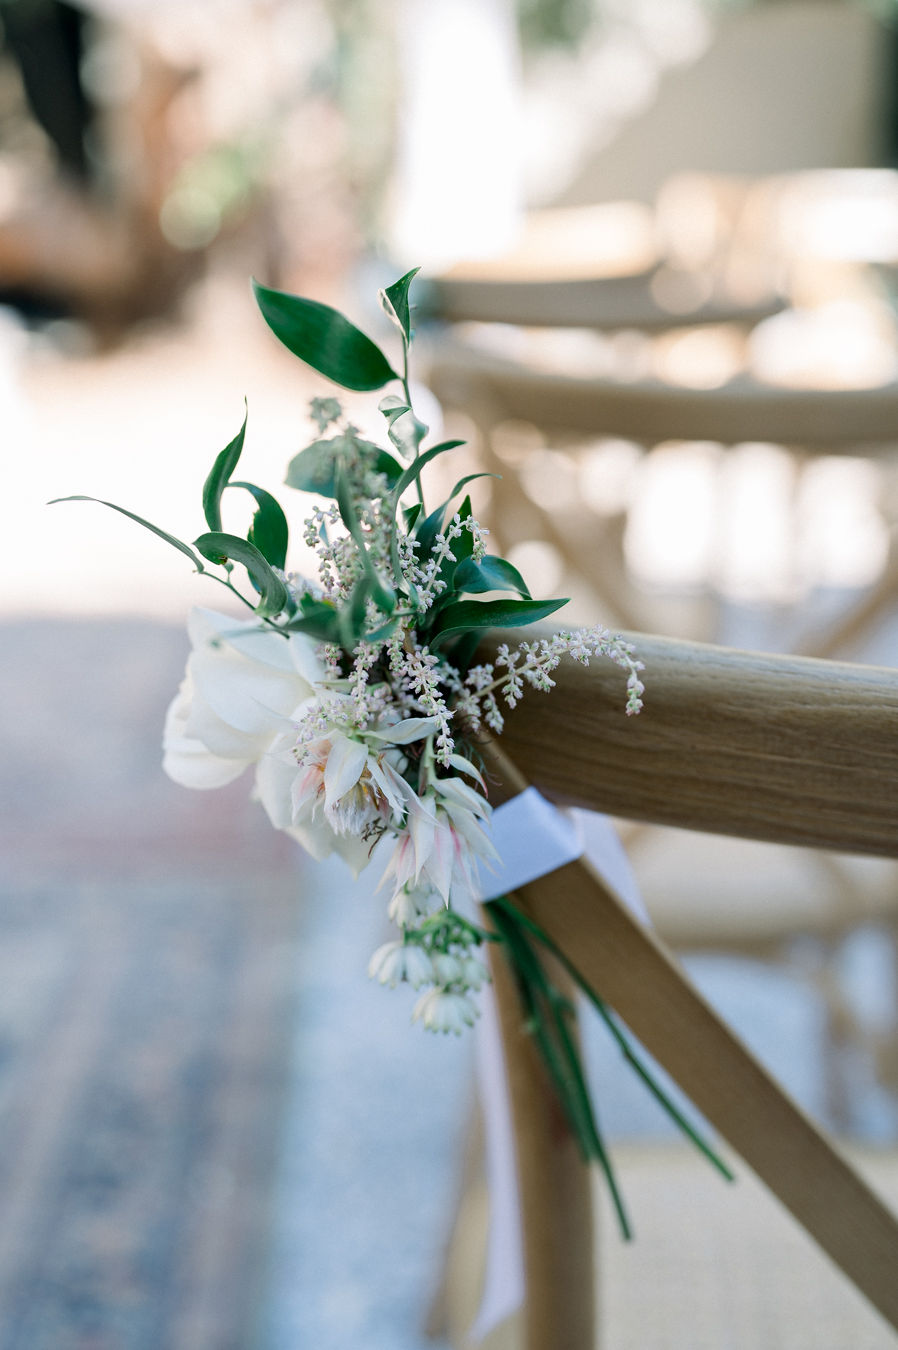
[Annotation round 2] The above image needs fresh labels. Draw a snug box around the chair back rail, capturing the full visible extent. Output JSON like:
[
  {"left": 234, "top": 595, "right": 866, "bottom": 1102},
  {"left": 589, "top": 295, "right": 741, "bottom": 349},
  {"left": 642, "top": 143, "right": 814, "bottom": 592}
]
[
  {"left": 431, "top": 343, "right": 898, "bottom": 451},
  {"left": 421, "top": 274, "right": 782, "bottom": 332},
  {"left": 479, "top": 629, "right": 898, "bottom": 858}
]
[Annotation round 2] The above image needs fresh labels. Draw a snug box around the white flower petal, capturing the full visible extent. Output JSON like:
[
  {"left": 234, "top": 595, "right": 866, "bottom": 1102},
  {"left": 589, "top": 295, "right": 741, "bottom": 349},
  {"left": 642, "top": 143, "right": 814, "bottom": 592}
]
[
  {"left": 323, "top": 734, "right": 368, "bottom": 808},
  {"left": 367, "top": 716, "right": 441, "bottom": 745},
  {"left": 432, "top": 775, "right": 490, "bottom": 818}
]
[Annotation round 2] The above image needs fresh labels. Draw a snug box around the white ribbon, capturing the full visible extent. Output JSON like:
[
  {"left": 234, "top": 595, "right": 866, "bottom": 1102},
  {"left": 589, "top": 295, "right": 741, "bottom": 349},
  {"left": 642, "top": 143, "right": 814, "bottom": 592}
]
[{"left": 469, "top": 789, "right": 650, "bottom": 1343}]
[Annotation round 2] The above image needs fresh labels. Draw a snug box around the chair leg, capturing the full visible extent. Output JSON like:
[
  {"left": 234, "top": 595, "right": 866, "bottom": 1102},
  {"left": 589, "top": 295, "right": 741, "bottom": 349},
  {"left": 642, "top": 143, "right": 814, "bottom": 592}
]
[
  {"left": 489, "top": 941, "right": 597, "bottom": 1350},
  {"left": 511, "top": 852, "right": 898, "bottom": 1334}
]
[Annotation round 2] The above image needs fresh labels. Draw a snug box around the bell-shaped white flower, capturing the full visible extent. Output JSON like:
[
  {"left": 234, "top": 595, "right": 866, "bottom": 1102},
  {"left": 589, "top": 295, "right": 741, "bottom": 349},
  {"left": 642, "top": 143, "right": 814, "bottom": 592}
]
[
  {"left": 431, "top": 952, "right": 464, "bottom": 985},
  {"left": 461, "top": 954, "right": 491, "bottom": 990},
  {"left": 163, "top": 607, "right": 322, "bottom": 789},
  {"left": 413, "top": 987, "right": 480, "bottom": 1035},
  {"left": 368, "top": 941, "right": 434, "bottom": 989}
]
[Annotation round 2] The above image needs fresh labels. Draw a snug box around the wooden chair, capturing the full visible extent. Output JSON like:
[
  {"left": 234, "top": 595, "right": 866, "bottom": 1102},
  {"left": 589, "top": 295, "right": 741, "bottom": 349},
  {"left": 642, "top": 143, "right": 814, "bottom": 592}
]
[
  {"left": 418, "top": 271, "right": 783, "bottom": 334},
  {"left": 435, "top": 631, "right": 898, "bottom": 1349},
  {"left": 426, "top": 337, "right": 898, "bottom": 645}
]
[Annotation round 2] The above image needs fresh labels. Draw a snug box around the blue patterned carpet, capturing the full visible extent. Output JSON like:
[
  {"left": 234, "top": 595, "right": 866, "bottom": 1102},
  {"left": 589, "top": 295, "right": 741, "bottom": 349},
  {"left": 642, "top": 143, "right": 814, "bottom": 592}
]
[{"left": 0, "top": 620, "right": 303, "bottom": 1350}]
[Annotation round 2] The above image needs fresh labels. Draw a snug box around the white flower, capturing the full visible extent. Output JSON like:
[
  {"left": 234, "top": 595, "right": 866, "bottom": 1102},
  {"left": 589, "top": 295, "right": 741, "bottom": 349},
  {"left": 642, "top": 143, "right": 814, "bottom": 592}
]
[
  {"left": 431, "top": 952, "right": 464, "bottom": 984},
  {"left": 380, "top": 781, "right": 499, "bottom": 908},
  {"left": 413, "top": 988, "right": 480, "bottom": 1035},
  {"left": 387, "top": 884, "right": 442, "bottom": 927},
  {"left": 461, "top": 955, "right": 491, "bottom": 990},
  {"left": 256, "top": 714, "right": 439, "bottom": 878},
  {"left": 368, "top": 941, "right": 434, "bottom": 989},
  {"left": 163, "top": 607, "right": 322, "bottom": 789}
]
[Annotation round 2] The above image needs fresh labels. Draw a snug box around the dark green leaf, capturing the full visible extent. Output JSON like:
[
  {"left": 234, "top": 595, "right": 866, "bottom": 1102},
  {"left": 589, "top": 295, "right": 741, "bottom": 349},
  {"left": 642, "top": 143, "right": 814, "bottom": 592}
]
[
  {"left": 286, "top": 436, "right": 401, "bottom": 498},
  {"left": 194, "top": 531, "right": 288, "bottom": 617},
  {"left": 391, "top": 439, "right": 465, "bottom": 503},
  {"left": 281, "top": 608, "right": 340, "bottom": 642},
  {"left": 414, "top": 474, "right": 498, "bottom": 569},
  {"left": 415, "top": 501, "right": 446, "bottom": 557},
  {"left": 48, "top": 496, "right": 204, "bottom": 571},
  {"left": 380, "top": 267, "right": 420, "bottom": 342},
  {"left": 402, "top": 502, "right": 423, "bottom": 531},
  {"left": 253, "top": 279, "right": 398, "bottom": 391},
  {"left": 202, "top": 408, "right": 247, "bottom": 532},
  {"left": 229, "top": 480, "right": 288, "bottom": 570},
  {"left": 446, "top": 470, "right": 499, "bottom": 500},
  {"left": 449, "top": 495, "right": 476, "bottom": 564},
  {"left": 454, "top": 554, "right": 531, "bottom": 598},
  {"left": 339, "top": 576, "right": 372, "bottom": 649},
  {"left": 363, "top": 616, "right": 399, "bottom": 643},
  {"left": 429, "top": 596, "right": 569, "bottom": 647},
  {"left": 424, "top": 494, "right": 476, "bottom": 610}
]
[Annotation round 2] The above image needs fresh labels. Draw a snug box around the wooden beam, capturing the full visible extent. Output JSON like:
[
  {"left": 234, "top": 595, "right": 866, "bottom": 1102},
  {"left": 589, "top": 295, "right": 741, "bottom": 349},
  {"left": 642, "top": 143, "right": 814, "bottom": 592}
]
[
  {"left": 431, "top": 343, "right": 898, "bottom": 451},
  {"left": 477, "top": 630, "right": 898, "bottom": 857}
]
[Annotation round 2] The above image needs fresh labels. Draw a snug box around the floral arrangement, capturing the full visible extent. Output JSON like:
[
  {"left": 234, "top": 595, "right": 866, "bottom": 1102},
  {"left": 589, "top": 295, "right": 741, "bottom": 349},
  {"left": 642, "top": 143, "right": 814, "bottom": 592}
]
[{"left": 53, "top": 268, "right": 728, "bottom": 1232}]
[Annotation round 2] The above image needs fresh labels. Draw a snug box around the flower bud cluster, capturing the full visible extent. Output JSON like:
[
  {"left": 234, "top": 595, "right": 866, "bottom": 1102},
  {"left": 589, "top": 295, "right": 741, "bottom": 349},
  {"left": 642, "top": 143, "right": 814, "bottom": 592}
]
[{"left": 367, "top": 910, "right": 492, "bottom": 1036}]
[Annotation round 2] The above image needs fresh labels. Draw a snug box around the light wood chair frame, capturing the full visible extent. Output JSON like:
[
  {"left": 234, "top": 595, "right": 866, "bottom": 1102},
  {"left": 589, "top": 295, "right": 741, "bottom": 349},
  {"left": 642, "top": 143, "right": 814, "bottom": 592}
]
[{"left": 467, "top": 629, "right": 898, "bottom": 1349}]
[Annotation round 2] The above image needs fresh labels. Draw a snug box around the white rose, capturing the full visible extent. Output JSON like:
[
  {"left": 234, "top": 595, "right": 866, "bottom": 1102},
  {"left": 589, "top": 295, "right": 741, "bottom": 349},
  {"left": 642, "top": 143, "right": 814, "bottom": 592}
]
[{"left": 162, "top": 607, "right": 323, "bottom": 789}]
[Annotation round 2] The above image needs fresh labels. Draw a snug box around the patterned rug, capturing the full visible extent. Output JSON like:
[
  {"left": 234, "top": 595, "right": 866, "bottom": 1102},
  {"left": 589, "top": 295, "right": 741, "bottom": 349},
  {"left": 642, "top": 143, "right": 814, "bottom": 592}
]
[{"left": 0, "top": 619, "right": 304, "bottom": 1350}]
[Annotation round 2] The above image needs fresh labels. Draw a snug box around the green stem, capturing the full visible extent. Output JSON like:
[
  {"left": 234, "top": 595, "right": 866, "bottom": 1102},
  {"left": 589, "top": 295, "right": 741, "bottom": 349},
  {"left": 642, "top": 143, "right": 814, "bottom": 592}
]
[
  {"left": 490, "top": 896, "right": 734, "bottom": 1182},
  {"left": 199, "top": 571, "right": 289, "bottom": 636},
  {"left": 489, "top": 900, "right": 632, "bottom": 1237},
  {"left": 400, "top": 335, "right": 425, "bottom": 511}
]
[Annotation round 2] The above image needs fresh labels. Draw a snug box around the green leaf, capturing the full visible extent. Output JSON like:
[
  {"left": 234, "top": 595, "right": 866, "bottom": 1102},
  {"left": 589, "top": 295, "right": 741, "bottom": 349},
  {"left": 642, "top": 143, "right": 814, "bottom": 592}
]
[
  {"left": 429, "top": 595, "right": 569, "bottom": 647},
  {"left": 454, "top": 554, "right": 531, "bottom": 598},
  {"left": 388, "top": 408, "right": 428, "bottom": 461},
  {"left": 425, "top": 494, "right": 475, "bottom": 607},
  {"left": 402, "top": 502, "right": 423, "bottom": 531},
  {"left": 363, "top": 616, "right": 399, "bottom": 643},
  {"left": 286, "top": 436, "right": 401, "bottom": 498},
  {"left": 380, "top": 266, "right": 420, "bottom": 342},
  {"left": 228, "top": 481, "right": 289, "bottom": 570},
  {"left": 194, "top": 531, "right": 288, "bottom": 618},
  {"left": 48, "top": 496, "right": 204, "bottom": 571},
  {"left": 391, "top": 439, "right": 465, "bottom": 503},
  {"left": 339, "top": 575, "right": 372, "bottom": 649},
  {"left": 281, "top": 608, "right": 340, "bottom": 642},
  {"left": 415, "top": 474, "right": 499, "bottom": 565},
  {"left": 253, "top": 279, "right": 398, "bottom": 391},
  {"left": 202, "top": 408, "right": 247, "bottom": 532},
  {"left": 490, "top": 895, "right": 735, "bottom": 1185}
]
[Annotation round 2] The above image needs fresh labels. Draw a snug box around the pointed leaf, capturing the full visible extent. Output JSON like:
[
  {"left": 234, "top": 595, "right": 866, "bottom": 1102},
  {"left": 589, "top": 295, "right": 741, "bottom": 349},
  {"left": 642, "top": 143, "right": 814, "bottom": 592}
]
[
  {"left": 391, "top": 439, "right": 465, "bottom": 503},
  {"left": 429, "top": 596, "right": 569, "bottom": 648},
  {"left": 194, "top": 531, "right": 288, "bottom": 618},
  {"left": 48, "top": 496, "right": 204, "bottom": 571},
  {"left": 454, "top": 554, "right": 531, "bottom": 598},
  {"left": 203, "top": 407, "right": 247, "bottom": 532},
  {"left": 253, "top": 279, "right": 398, "bottom": 391},
  {"left": 338, "top": 575, "right": 372, "bottom": 649},
  {"left": 282, "top": 600, "right": 339, "bottom": 642},
  {"left": 229, "top": 480, "right": 288, "bottom": 570},
  {"left": 380, "top": 267, "right": 420, "bottom": 341}
]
